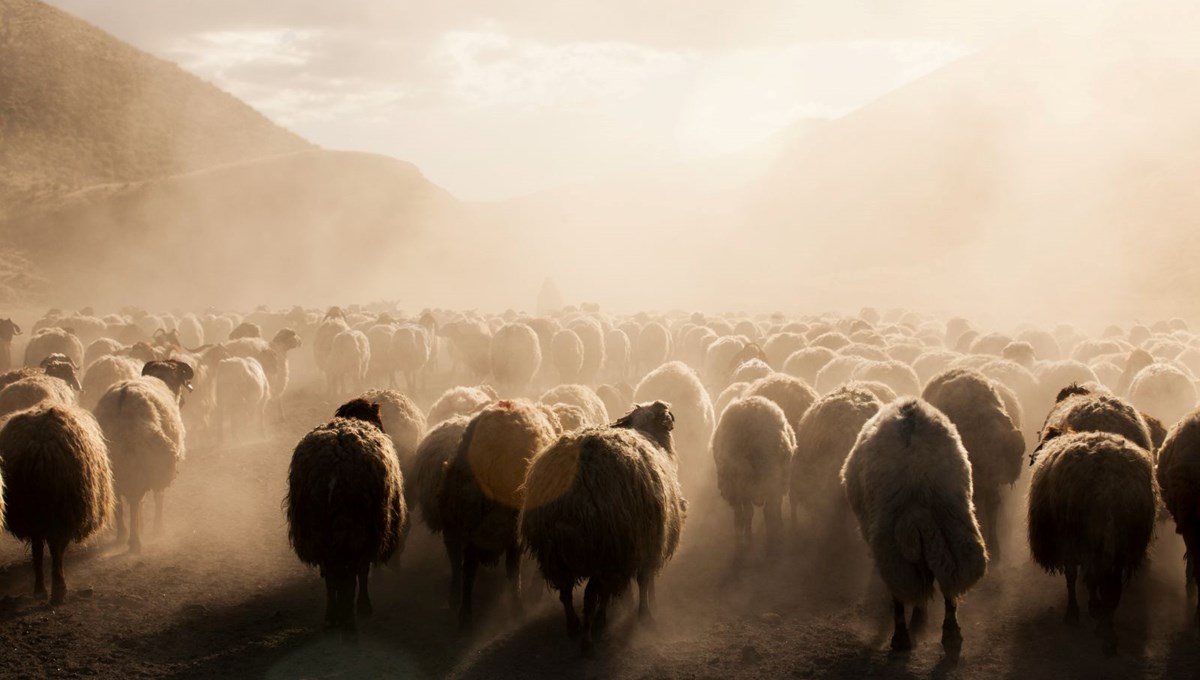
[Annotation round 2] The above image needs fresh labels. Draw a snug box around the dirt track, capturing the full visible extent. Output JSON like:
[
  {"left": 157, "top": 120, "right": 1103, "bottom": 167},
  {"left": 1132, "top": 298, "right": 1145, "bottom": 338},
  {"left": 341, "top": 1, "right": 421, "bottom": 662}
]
[{"left": 1, "top": 389, "right": 1198, "bottom": 680}]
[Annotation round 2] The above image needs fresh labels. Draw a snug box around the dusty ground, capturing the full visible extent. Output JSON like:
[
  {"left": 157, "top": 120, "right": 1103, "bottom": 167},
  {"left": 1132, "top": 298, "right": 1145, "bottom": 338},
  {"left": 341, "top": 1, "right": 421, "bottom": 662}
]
[{"left": 1, "top": 387, "right": 1198, "bottom": 680}]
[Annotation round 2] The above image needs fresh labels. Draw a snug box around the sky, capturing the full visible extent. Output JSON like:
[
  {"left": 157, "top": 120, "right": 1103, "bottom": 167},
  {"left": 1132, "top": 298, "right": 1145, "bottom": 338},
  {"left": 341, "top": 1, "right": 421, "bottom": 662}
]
[{"left": 47, "top": 2, "right": 1060, "bottom": 200}]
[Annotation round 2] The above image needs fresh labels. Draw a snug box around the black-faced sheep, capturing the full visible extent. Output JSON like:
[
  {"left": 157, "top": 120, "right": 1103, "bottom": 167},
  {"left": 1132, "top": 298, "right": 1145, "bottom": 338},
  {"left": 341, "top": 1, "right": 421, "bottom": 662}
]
[
  {"left": 1036, "top": 389, "right": 1153, "bottom": 455},
  {"left": 93, "top": 376, "right": 186, "bottom": 552},
  {"left": 1155, "top": 409, "right": 1200, "bottom": 625},
  {"left": 440, "top": 400, "right": 557, "bottom": 628},
  {"left": 1027, "top": 431, "right": 1156, "bottom": 654},
  {"left": 285, "top": 399, "right": 407, "bottom": 632},
  {"left": 841, "top": 398, "right": 988, "bottom": 657},
  {"left": 0, "top": 403, "right": 114, "bottom": 603},
  {"left": 922, "top": 369, "right": 1024, "bottom": 558},
  {"left": 520, "top": 401, "right": 685, "bottom": 652},
  {"left": 712, "top": 396, "right": 795, "bottom": 555}
]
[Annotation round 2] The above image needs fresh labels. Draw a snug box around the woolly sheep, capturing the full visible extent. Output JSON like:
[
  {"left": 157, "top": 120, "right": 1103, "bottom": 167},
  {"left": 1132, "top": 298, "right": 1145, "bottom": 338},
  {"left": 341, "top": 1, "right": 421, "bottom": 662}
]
[
  {"left": 392, "top": 325, "right": 431, "bottom": 394},
  {"left": 93, "top": 376, "right": 186, "bottom": 552},
  {"left": 1016, "top": 329, "right": 1061, "bottom": 361},
  {"left": 703, "top": 335, "right": 750, "bottom": 389},
  {"left": 441, "top": 399, "right": 557, "bottom": 628},
  {"left": 520, "top": 401, "right": 685, "bottom": 652},
  {"left": 603, "top": 328, "right": 631, "bottom": 383},
  {"left": 814, "top": 355, "right": 867, "bottom": 394},
  {"left": 782, "top": 347, "right": 836, "bottom": 386},
  {"left": 1037, "top": 389, "right": 1153, "bottom": 454},
  {"left": 539, "top": 384, "right": 609, "bottom": 428},
  {"left": 490, "top": 323, "right": 543, "bottom": 394},
  {"left": 427, "top": 385, "right": 496, "bottom": 426},
  {"left": 851, "top": 360, "right": 921, "bottom": 397},
  {"left": 712, "top": 396, "right": 795, "bottom": 554},
  {"left": 285, "top": 399, "right": 407, "bottom": 632},
  {"left": 313, "top": 313, "right": 350, "bottom": 376},
  {"left": 922, "top": 369, "right": 1024, "bottom": 557},
  {"left": 411, "top": 415, "right": 472, "bottom": 605},
  {"left": 569, "top": 318, "right": 606, "bottom": 385},
  {"left": 849, "top": 380, "right": 899, "bottom": 404},
  {"left": 365, "top": 323, "right": 397, "bottom": 385},
  {"left": 634, "top": 362, "right": 715, "bottom": 481},
  {"left": 0, "top": 373, "right": 78, "bottom": 419},
  {"left": 360, "top": 388, "right": 426, "bottom": 486},
  {"left": 1155, "top": 410, "right": 1200, "bottom": 624},
  {"left": 1027, "top": 431, "right": 1156, "bottom": 654},
  {"left": 839, "top": 343, "right": 889, "bottom": 361},
  {"left": 743, "top": 373, "right": 818, "bottom": 434},
  {"left": 0, "top": 404, "right": 114, "bottom": 603},
  {"left": 714, "top": 381, "right": 749, "bottom": 419},
  {"left": 550, "top": 329, "right": 585, "bottom": 384},
  {"left": 730, "top": 358, "right": 772, "bottom": 384},
  {"left": 225, "top": 328, "right": 302, "bottom": 417},
  {"left": 841, "top": 398, "right": 988, "bottom": 657},
  {"left": 327, "top": 330, "right": 371, "bottom": 396},
  {"left": 912, "top": 350, "right": 960, "bottom": 387},
  {"left": 24, "top": 327, "right": 84, "bottom": 368},
  {"left": 0, "top": 318, "right": 22, "bottom": 372},
  {"left": 80, "top": 354, "right": 141, "bottom": 411},
  {"left": 791, "top": 385, "right": 882, "bottom": 539},
  {"left": 84, "top": 337, "right": 123, "bottom": 367},
  {"left": 595, "top": 383, "right": 633, "bottom": 424},
  {"left": 1127, "top": 362, "right": 1198, "bottom": 428},
  {"left": 214, "top": 357, "right": 270, "bottom": 442}
]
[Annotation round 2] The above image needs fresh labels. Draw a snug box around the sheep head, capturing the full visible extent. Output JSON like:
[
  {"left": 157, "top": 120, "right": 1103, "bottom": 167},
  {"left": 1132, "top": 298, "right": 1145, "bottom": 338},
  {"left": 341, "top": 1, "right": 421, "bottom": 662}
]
[
  {"left": 1054, "top": 383, "right": 1092, "bottom": 403},
  {"left": 143, "top": 360, "right": 195, "bottom": 399},
  {"left": 228, "top": 322, "right": 261, "bottom": 340},
  {"left": 271, "top": 328, "right": 302, "bottom": 352},
  {"left": 152, "top": 328, "right": 185, "bottom": 349},
  {"left": 42, "top": 356, "right": 81, "bottom": 391},
  {"left": 614, "top": 400, "right": 675, "bottom": 454},
  {"left": 323, "top": 306, "right": 346, "bottom": 322},
  {"left": 334, "top": 398, "right": 385, "bottom": 432}
]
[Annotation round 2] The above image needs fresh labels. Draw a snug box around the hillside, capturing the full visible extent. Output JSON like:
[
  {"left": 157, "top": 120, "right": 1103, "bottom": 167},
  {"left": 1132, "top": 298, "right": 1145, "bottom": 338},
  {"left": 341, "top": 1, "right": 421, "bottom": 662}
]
[{"left": 0, "top": 0, "right": 311, "bottom": 200}]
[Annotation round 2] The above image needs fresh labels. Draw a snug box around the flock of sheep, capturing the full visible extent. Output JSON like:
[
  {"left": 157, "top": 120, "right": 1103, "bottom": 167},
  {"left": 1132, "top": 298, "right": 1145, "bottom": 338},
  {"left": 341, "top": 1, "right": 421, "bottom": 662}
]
[{"left": 1, "top": 304, "right": 1199, "bottom": 662}]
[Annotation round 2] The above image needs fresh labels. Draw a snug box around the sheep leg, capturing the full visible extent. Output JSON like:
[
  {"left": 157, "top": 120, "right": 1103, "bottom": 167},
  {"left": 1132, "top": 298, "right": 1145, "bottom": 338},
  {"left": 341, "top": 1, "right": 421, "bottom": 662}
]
[
  {"left": 891, "top": 598, "right": 912, "bottom": 651},
  {"left": 559, "top": 585, "right": 581, "bottom": 638},
  {"left": 581, "top": 580, "right": 601, "bottom": 654},
  {"left": 152, "top": 490, "right": 165, "bottom": 536},
  {"left": 356, "top": 564, "right": 373, "bottom": 618},
  {"left": 49, "top": 538, "right": 68, "bottom": 605},
  {"left": 941, "top": 597, "right": 962, "bottom": 659},
  {"left": 594, "top": 592, "right": 609, "bottom": 635},
  {"left": 336, "top": 570, "right": 358, "bottom": 635},
  {"left": 1064, "top": 564, "right": 1080, "bottom": 625},
  {"left": 910, "top": 604, "right": 927, "bottom": 633},
  {"left": 636, "top": 571, "right": 655, "bottom": 624},
  {"left": 505, "top": 544, "right": 524, "bottom": 618},
  {"left": 1097, "top": 570, "right": 1121, "bottom": 656},
  {"left": 445, "top": 536, "right": 463, "bottom": 609},
  {"left": 459, "top": 546, "right": 479, "bottom": 631},
  {"left": 323, "top": 573, "right": 338, "bottom": 628},
  {"left": 1190, "top": 546, "right": 1200, "bottom": 627},
  {"left": 32, "top": 536, "right": 46, "bottom": 598}
]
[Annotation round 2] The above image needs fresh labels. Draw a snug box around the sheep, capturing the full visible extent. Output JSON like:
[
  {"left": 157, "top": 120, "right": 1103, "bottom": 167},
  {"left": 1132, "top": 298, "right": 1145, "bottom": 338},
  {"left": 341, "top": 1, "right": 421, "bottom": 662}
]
[
  {"left": 213, "top": 357, "right": 271, "bottom": 442},
  {"left": 782, "top": 347, "right": 837, "bottom": 386},
  {"left": 569, "top": 318, "right": 606, "bottom": 385},
  {"left": 714, "top": 381, "right": 749, "bottom": 419},
  {"left": 763, "top": 332, "right": 806, "bottom": 370},
  {"left": 703, "top": 335, "right": 751, "bottom": 389},
  {"left": 0, "top": 368, "right": 79, "bottom": 419},
  {"left": 412, "top": 415, "right": 472, "bottom": 605},
  {"left": 1035, "top": 360, "right": 1099, "bottom": 416},
  {"left": 814, "top": 355, "right": 867, "bottom": 394},
  {"left": 851, "top": 360, "right": 921, "bottom": 398},
  {"left": 1016, "top": 329, "right": 1062, "bottom": 361},
  {"left": 84, "top": 337, "right": 124, "bottom": 368},
  {"left": 0, "top": 403, "right": 114, "bottom": 603},
  {"left": 80, "top": 354, "right": 142, "bottom": 411},
  {"left": 365, "top": 323, "right": 397, "bottom": 386},
  {"left": 285, "top": 399, "right": 407, "bottom": 632},
  {"left": 730, "top": 358, "right": 772, "bottom": 385},
  {"left": 224, "top": 328, "right": 302, "bottom": 418},
  {"left": 427, "top": 385, "right": 496, "bottom": 426},
  {"left": 841, "top": 398, "right": 988, "bottom": 657},
  {"left": 1037, "top": 389, "right": 1153, "bottom": 453},
  {"left": 603, "top": 328, "right": 631, "bottom": 383},
  {"left": 442, "top": 319, "right": 493, "bottom": 380},
  {"left": 24, "top": 327, "right": 84, "bottom": 368},
  {"left": 1155, "top": 410, "right": 1200, "bottom": 624},
  {"left": 314, "top": 311, "right": 350, "bottom": 382},
  {"left": 93, "top": 375, "right": 186, "bottom": 552},
  {"left": 490, "top": 323, "right": 543, "bottom": 394},
  {"left": 440, "top": 400, "right": 558, "bottom": 628},
  {"left": 790, "top": 385, "right": 883, "bottom": 541},
  {"left": 0, "top": 318, "right": 22, "bottom": 372},
  {"left": 1027, "top": 431, "right": 1157, "bottom": 654},
  {"left": 551, "top": 329, "right": 585, "bottom": 384},
  {"left": 520, "top": 401, "right": 685, "bottom": 652},
  {"left": 633, "top": 361, "right": 715, "bottom": 477},
  {"left": 538, "top": 384, "right": 609, "bottom": 427},
  {"left": 912, "top": 350, "right": 960, "bottom": 387},
  {"left": 392, "top": 325, "right": 431, "bottom": 394},
  {"left": 921, "top": 369, "right": 1024, "bottom": 558},
  {"left": 595, "top": 383, "right": 633, "bottom": 424},
  {"left": 327, "top": 330, "right": 371, "bottom": 397},
  {"left": 635, "top": 322, "right": 671, "bottom": 375},
  {"left": 743, "top": 373, "right": 818, "bottom": 434},
  {"left": 840, "top": 343, "right": 889, "bottom": 361},
  {"left": 712, "top": 396, "right": 795, "bottom": 555},
  {"left": 1127, "top": 362, "right": 1198, "bottom": 429},
  {"left": 360, "top": 388, "right": 426, "bottom": 486},
  {"left": 228, "top": 321, "right": 261, "bottom": 340}
]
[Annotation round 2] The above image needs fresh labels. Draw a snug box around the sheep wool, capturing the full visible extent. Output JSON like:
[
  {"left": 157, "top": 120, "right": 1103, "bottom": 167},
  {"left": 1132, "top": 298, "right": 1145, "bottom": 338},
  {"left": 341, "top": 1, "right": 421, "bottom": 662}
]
[
  {"left": 1155, "top": 409, "right": 1200, "bottom": 626},
  {"left": 0, "top": 403, "right": 114, "bottom": 603},
  {"left": 712, "top": 396, "right": 795, "bottom": 551},
  {"left": 539, "top": 384, "right": 609, "bottom": 427}
]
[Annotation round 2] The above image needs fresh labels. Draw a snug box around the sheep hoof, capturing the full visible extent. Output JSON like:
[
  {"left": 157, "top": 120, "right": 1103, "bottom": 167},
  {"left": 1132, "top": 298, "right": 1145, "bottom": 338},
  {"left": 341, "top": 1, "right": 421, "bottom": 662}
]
[
  {"left": 50, "top": 589, "right": 66, "bottom": 606},
  {"left": 34, "top": 586, "right": 46, "bottom": 599},
  {"left": 941, "top": 625, "right": 962, "bottom": 658}
]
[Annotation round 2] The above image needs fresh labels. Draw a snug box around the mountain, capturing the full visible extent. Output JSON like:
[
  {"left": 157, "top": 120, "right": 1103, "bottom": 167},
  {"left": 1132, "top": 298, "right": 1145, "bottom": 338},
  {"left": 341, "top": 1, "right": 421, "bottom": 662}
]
[{"left": 0, "top": 0, "right": 311, "bottom": 201}]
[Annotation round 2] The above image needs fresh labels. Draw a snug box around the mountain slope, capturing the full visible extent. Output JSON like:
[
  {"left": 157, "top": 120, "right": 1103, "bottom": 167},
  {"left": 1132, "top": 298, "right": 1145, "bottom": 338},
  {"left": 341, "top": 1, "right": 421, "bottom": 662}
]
[{"left": 0, "top": 0, "right": 311, "bottom": 199}]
